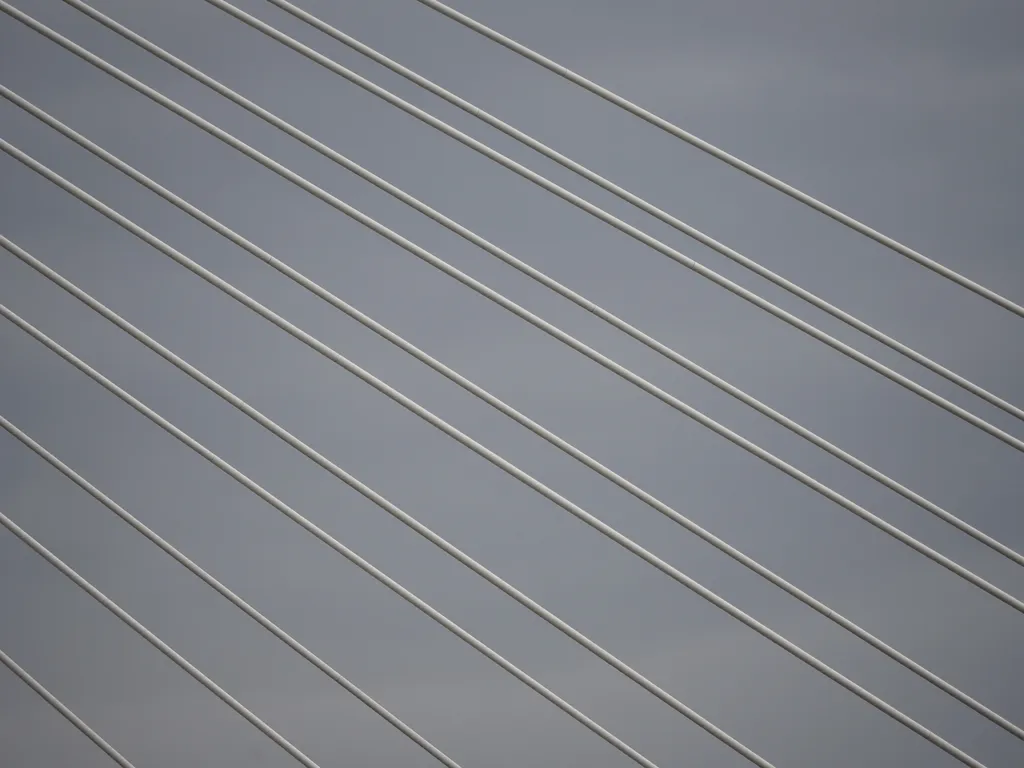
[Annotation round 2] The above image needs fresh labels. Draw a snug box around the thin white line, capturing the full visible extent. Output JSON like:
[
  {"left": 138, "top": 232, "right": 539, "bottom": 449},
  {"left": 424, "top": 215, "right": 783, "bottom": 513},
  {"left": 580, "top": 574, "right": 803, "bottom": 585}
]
[
  {"left": 36, "top": 4, "right": 1024, "bottom": 565},
  {"left": 0, "top": 510, "right": 323, "bottom": 768},
  {"left": 0, "top": 646, "right": 137, "bottom": 768},
  {"left": 4, "top": 9, "right": 1021, "bottom": 609},
  {"left": 0, "top": 142, "right": 990, "bottom": 766},
  {"left": 0, "top": 415, "right": 464, "bottom": 768},
  {"left": 0, "top": 238, "right": 769, "bottom": 765},
  {"left": 259, "top": 0, "right": 1024, "bottom": 424},
  {"left": 192, "top": 0, "right": 1024, "bottom": 451},
  {"left": 3, "top": 96, "right": 1020, "bottom": 741},
  {"left": 0, "top": 305, "right": 666, "bottom": 768},
  {"left": 412, "top": 0, "right": 1024, "bottom": 319}
]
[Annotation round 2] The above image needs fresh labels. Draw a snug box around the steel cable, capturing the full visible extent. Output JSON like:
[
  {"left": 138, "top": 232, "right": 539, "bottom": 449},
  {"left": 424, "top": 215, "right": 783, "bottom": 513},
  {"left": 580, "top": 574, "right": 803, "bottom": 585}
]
[
  {"left": 412, "top": 0, "right": 1024, "bottom": 319},
  {"left": 2, "top": 94, "right": 1020, "bottom": 740}
]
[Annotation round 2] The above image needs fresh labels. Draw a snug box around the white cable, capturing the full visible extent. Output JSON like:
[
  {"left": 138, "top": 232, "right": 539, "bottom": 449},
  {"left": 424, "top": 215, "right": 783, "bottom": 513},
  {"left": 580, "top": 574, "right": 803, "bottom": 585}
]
[
  {"left": 0, "top": 243, "right": 762, "bottom": 767},
  {"left": 4, "top": 4, "right": 1012, "bottom": 764},
  {"left": 0, "top": 509, "right": 323, "bottom": 768},
  {"left": 0, "top": 152, "right": 991, "bottom": 768},
  {"left": 0, "top": 306, "right": 669, "bottom": 768},
  {"left": 1, "top": 22, "right": 1019, "bottom": 617},
  {"left": 4, "top": 97, "right": 1020, "bottom": 741},
  {"left": 0, "top": 415, "right": 463, "bottom": 768},
  {"left": 27, "top": 4, "right": 1024, "bottom": 568},
  {"left": 0, "top": 646, "right": 137, "bottom": 768},
  {"left": 193, "top": 0, "right": 1024, "bottom": 452},
  {"left": 412, "top": 0, "right": 1024, "bottom": 320},
  {"left": 259, "top": 0, "right": 1024, "bottom": 425}
]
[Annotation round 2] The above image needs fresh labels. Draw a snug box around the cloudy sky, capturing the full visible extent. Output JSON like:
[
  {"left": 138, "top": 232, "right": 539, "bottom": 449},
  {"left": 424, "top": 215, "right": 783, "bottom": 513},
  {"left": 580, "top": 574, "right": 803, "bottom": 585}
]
[{"left": 1, "top": 0, "right": 1022, "bottom": 766}]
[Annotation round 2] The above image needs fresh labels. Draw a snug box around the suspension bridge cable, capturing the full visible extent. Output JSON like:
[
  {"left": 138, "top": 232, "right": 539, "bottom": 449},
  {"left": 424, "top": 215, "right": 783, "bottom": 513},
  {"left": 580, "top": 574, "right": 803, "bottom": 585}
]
[
  {"left": 5, "top": 86, "right": 1021, "bottom": 625},
  {"left": 3, "top": 5, "right": 1016, "bottom": 765},
  {"left": 0, "top": 646, "right": 137, "bottom": 768},
  {"left": 0, "top": 257, "right": 774, "bottom": 768},
  {"left": 0, "top": 415, "right": 464, "bottom": 768},
  {"left": 0, "top": 510, "right": 323, "bottom": 768},
  {"left": 3, "top": 101, "right": 1020, "bottom": 741},
  {"left": 195, "top": 0, "right": 1024, "bottom": 451},
  {"left": 21, "top": 7, "right": 1024, "bottom": 570},
  {"left": 0, "top": 306, "right": 667, "bottom": 768},
  {"left": 0, "top": 152, "right": 992, "bottom": 768},
  {"left": 1, "top": 22, "right": 1019, "bottom": 612},
  {"left": 254, "top": 0, "right": 1024, "bottom": 425},
  {"left": 411, "top": 0, "right": 1024, "bottom": 320}
]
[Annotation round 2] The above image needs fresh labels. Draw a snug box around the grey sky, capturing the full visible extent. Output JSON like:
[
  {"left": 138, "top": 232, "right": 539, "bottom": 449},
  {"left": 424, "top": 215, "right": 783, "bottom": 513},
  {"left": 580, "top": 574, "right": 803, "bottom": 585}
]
[{"left": 1, "top": 0, "right": 1022, "bottom": 766}]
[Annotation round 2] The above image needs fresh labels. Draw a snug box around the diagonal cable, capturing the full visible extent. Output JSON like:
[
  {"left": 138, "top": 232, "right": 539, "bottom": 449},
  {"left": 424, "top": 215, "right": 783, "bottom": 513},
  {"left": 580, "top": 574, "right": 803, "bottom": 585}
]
[
  {"left": 254, "top": 0, "right": 1024, "bottom": 424},
  {"left": 0, "top": 510, "right": 323, "bottom": 768},
  {"left": 0, "top": 150, "right": 992, "bottom": 768},
  {"left": 32, "top": 5, "right": 1024, "bottom": 569},
  {"left": 4, "top": 1, "right": 1015, "bottom": 765},
  {"left": 7, "top": 72, "right": 1023, "bottom": 626},
  {"left": 5, "top": 26, "right": 1022, "bottom": 622},
  {"left": 0, "top": 304, "right": 668, "bottom": 768},
  {"left": 0, "top": 240, "right": 776, "bottom": 767},
  {"left": 0, "top": 415, "right": 463, "bottom": 768},
  {"left": 2, "top": 97, "right": 1020, "bottom": 740},
  {"left": 0, "top": 646, "right": 136, "bottom": 768},
  {"left": 4, "top": 4, "right": 1015, "bottom": 765},
  {"left": 2, "top": 11, "right": 1019, "bottom": 610},
  {"left": 192, "top": 0, "right": 1024, "bottom": 451},
  {"left": 411, "top": 0, "right": 1024, "bottom": 319}
]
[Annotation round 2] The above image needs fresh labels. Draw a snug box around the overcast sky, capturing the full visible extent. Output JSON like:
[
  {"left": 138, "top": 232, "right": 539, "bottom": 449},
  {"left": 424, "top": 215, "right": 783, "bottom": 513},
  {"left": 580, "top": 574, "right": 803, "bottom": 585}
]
[{"left": 1, "top": 0, "right": 1023, "bottom": 766}]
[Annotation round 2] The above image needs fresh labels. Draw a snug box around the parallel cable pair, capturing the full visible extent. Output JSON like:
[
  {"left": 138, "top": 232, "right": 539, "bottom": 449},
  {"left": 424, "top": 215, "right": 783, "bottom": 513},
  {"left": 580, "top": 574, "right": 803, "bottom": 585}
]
[
  {"left": 0, "top": 143, "right": 999, "bottom": 768},
  {"left": 0, "top": 508, "right": 327, "bottom": 768},
  {"left": 53, "top": 0, "right": 1024, "bottom": 570},
  {"left": 0, "top": 413, "right": 463, "bottom": 768},
  {"left": 413, "top": 0, "right": 1024, "bottom": 320},
  {"left": 5, "top": 84, "right": 1020, "bottom": 739},
  {"left": 0, "top": 645, "right": 137, "bottom": 768},
  {"left": 7, "top": 2, "right": 1020, "bottom": 612},
  {"left": 4, "top": 3, "right": 1019, "bottom": 765},
  {"left": 1, "top": 1, "right": 1020, "bottom": 766},
  {"left": 0, "top": 308, "right": 663, "bottom": 768},
  {"left": 261, "top": 0, "right": 1024, "bottom": 423},
  {"left": 198, "top": 0, "right": 1024, "bottom": 454},
  {"left": 4, "top": 89, "right": 1022, "bottom": 746}
]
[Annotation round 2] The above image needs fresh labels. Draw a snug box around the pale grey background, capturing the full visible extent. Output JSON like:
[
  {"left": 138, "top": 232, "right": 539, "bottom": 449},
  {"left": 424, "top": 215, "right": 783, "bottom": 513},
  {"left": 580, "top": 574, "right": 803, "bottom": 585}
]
[{"left": 1, "top": 0, "right": 1022, "bottom": 766}]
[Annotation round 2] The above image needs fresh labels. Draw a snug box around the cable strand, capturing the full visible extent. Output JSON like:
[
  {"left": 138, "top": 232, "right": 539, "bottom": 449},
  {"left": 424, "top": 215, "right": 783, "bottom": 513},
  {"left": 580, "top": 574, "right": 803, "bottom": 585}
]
[
  {"left": 0, "top": 414, "right": 463, "bottom": 768},
  {"left": 258, "top": 0, "right": 1024, "bottom": 424},
  {"left": 5, "top": 6, "right": 1019, "bottom": 609},
  {"left": 0, "top": 243, "right": 767, "bottom": 765},
  {"left": 190, "top": 0, "right": 1024, "bottom": 452},
  {"left": 31, "top": 2, "right": 1024, "bottom": 567},
  {"left": 0, "top": 3, "right": 1014, "bottom": 765},
  {"left": 38, "top": 5, "right": 1024, "bottom": 570},
  {"left": 0, "top": 510, "right": 323, "bottom": 768},
  {"left": 0, "top": 309, "right": 665, "bottom": 768},
  {"left": 0, "top": 646, "right": 137, "bottom": 768},
  {"left": 3, "top": 94, "right": 1020, "bottom": 740},
  {"left": 411, "top": 0, "right": 1024, "bottom": 319},
  {"left": 0, "top": 146, "right": 991, "bottom": 767}
]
